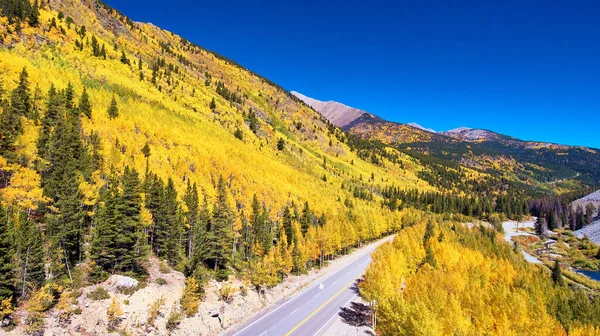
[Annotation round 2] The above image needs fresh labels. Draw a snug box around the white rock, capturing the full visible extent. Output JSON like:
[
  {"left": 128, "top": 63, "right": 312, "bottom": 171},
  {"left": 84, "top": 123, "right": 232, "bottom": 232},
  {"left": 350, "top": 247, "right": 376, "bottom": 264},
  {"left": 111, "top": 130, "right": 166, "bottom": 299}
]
[{"left": 106, "top": 275, "right": 139, "bottom": 289}]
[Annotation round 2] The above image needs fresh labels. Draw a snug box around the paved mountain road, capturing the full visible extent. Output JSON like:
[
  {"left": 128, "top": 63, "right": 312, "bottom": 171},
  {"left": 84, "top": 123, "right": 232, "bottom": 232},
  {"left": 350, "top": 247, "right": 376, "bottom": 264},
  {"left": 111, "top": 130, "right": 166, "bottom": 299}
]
[{"left": 227, "top": 236, "right": 392, "bottom": 336}]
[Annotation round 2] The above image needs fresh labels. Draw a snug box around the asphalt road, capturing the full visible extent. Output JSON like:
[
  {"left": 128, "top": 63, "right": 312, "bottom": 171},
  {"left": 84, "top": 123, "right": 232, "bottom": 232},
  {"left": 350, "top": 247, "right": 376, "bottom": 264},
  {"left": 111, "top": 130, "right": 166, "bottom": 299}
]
[{"left": 228, "top": 239, "right": 389, "bottom": 336}]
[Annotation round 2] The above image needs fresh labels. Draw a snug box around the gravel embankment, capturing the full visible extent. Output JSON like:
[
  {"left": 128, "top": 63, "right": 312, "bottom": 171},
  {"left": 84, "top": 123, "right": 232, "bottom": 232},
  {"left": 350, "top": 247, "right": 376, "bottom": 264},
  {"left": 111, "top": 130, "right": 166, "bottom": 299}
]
[
  {"left": 575, "top": 220, "right": 600, "bottom": 244},
  {"left": 502, "top": 219, "right": 543, "bottom": 264}
]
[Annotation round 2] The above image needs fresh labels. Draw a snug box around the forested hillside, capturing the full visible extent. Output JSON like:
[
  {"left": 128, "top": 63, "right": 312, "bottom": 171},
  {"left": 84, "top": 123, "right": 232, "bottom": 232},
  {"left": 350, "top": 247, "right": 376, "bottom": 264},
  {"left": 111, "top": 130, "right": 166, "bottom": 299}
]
[
  {"left": 293, "top": 92, "right": 600, "bottom": 194},
  {"left": 361, "top": 216, "right": 600, "bottom": 335},
  {"left": 0, "top": 0, "right": 455, "bottom": 331},
  {"left": 345, "top": 113, "right": 600, "bottom": 193},
  {"left": 0, "top": 0, "right": 596, "bottom": 335}
]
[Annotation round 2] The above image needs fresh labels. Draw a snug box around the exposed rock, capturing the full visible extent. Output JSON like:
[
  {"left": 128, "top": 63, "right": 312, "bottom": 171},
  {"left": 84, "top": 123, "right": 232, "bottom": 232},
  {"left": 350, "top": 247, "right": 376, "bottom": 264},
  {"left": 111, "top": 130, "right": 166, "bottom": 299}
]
[
  {"left": 105, "top": 275, "right": 139, "bottom": 291},
  {"left": 292, "top": 91, "right": 366, "bottom": 128}
]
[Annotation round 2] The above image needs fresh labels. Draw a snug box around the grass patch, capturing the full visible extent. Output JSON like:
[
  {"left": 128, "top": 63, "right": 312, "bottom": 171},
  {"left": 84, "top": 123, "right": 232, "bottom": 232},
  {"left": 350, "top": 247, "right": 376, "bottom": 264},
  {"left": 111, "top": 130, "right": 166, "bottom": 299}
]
[{"left": 87, "top": 287, "right": 110, "bottom": 301}]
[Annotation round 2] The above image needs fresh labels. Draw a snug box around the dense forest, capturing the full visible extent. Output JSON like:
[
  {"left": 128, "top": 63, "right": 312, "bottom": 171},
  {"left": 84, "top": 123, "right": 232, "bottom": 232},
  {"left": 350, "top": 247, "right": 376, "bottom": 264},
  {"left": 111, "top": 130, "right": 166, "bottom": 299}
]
[
  {"left": 529, "top": 188, "right": 598, "bottom": 233},
  {"left": 361, "top": 215, "right": 600, "bottom": 335}
]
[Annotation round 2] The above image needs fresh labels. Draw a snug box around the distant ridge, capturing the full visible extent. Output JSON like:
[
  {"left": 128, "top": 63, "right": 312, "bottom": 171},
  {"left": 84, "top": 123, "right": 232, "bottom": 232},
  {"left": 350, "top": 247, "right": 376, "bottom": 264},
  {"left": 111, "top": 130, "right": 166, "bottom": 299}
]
[
  {"left": 408, "top": 122, "right": 436, "bottom": 133},
  {"left": 291, "top": 91, "right": 367, "bottom": 127},
  {"left": 292, "top": 92, "right": 600, "bottom": 189}
]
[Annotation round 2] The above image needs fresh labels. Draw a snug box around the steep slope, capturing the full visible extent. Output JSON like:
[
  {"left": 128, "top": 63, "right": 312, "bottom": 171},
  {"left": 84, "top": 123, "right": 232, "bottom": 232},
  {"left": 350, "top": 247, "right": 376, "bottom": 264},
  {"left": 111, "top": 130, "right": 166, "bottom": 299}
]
[
  {"left": 0, "top": 1, "right": 447, "bottom": 333},
  {"left": 291, "top": 91, "right": 367, "bottom": 127},
  {"left": 0, "top": 0, "right": 432, "bottom": 216},
  {"left": 571, "top": 189, "right": 600, "bottom": 218}
]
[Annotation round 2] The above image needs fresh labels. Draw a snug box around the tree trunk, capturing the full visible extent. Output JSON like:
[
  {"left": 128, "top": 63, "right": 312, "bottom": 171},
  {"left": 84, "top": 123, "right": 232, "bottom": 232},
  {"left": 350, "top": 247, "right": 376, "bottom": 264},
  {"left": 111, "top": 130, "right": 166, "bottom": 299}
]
[{"left": 22, "top": 247, "right": 30, "bottom": 297}]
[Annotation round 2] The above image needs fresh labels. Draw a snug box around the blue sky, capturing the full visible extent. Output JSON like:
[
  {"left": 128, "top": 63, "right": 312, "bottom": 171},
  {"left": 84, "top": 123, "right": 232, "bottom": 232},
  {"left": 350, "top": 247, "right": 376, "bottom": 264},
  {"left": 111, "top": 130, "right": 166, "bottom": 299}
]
[{"left": 105, "top": 0, "right": 600, "bottom": 148}]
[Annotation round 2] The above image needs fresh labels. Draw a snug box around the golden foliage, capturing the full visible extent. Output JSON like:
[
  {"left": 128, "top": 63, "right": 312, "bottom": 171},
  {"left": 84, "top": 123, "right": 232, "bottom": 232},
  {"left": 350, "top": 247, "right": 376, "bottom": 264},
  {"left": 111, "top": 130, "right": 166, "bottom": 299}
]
[
  {"left": 26, "top": 283, "right": 62, "bottom": 313},
  {"left": 219, "top": 282, "right": 237, "bottom": 303},
  {"left": 180, "top": 277, "right": 200, "bottom": 317},
  {"left": 0, "top": 165, "right": 48, "bottom": 211},
  {"left": 107, "top": 297, "right": 123, "bottom": 330},
  {"left": 361, "top": 220, "right": 569, "bottom": 336},
  {"left": 0, "top": 297, "right": 13, "bottom": 320},
  {"left": 147, "top": 296, "right": 165, "bottom": 326}
]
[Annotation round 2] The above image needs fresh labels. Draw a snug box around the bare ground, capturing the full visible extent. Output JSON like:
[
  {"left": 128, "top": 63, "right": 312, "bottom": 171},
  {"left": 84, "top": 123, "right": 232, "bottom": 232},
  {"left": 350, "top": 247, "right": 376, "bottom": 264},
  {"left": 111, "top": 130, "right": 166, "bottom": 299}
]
[{"left": 6, "top": 236, "right": 392, "bottom": 336}]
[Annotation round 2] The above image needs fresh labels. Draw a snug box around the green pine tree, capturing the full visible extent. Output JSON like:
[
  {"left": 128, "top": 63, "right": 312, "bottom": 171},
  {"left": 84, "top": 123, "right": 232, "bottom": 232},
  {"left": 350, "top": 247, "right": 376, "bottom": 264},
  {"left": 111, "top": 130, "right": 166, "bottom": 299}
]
[
  {"left": 423, "top": 220, "right": 435, "bottom": 246},
  {"left": 250, "top": 194, "right": 269, "bottom": 255},
  {"left": 36, "top": 84, "right": 62, "bottom": 161},
  {"left": 15, "top": 214, "right": 45, "bottom": 298},
  {"left": 552, "top": 260, "right": 563, "bottom": 286},
  {"left": 300, "top": 201, "right": 311, "bottom": 235},
  {"left": 120, "top": 51, "right": 130, "bottom": 65},
  {"left": 190, "top": 194, "right": 210, "bottom": 274},
  {"left": 63, "top": 82, "right": 75, "bottom": 112},
  {"left": 0, "top": 67, "right": 31, "bottom": 156},
  {"left": 92, "top": 167, "right": 145, "bottom": 272},
  {"left": 0, "top": 202, "right": 14, "bottom": 301},
  {"left": 78, "top": 87, "right": 92, "bottom": 118},
  {"left": 48, "top": 167, "right": 86, "bottom": 268},
  {"left": 277, "top": 137, "right": 285, "bottom": 151},
  {"left": 11, "top": 67, "right": 32, "bottom": 118},
  {"left": 43, "top": 109, "right": 89, "bottom": 268},
  {"left": 207, "top": 176, "right": 234, "bottom": 270},
  {"left": 107, "top": 96, "right": 119, "bottom": 119},
  {"left": 141, "top": 141, "right": 151, "bottom": 158},
  {"left": 183, "top": 181, "right": 200, "bottom": 259},
  {"left": 90, "top": 174, "right": 120, "bottom": 272},
  {"left": 163, "top": 178, "right": 183, "bottom": 265},
  {"left": 145, "top": 173, "right": 164, "bottom": 256},
  {"left": 117, "top": 166, "right": 145, "bottom": 271},
  {"left": 282, "top": 206, "right": 293, "bottom": 245},
  {"left": 29, "top": 0, "right": 39, "bottom": 27}
]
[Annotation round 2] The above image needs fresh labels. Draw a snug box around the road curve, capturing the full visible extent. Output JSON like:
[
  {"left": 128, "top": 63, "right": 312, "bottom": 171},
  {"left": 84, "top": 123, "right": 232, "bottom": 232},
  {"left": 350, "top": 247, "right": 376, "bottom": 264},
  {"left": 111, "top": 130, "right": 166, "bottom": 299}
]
[{"left": 227, "top": 237, "right": 392, "bottom": 336}]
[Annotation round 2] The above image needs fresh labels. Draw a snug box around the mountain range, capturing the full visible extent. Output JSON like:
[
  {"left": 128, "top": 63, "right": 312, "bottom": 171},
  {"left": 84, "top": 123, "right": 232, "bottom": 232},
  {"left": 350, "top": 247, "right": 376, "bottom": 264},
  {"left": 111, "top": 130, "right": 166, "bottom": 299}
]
[{"left": 293, "top": 91, "right": 600, "bottom": 191}]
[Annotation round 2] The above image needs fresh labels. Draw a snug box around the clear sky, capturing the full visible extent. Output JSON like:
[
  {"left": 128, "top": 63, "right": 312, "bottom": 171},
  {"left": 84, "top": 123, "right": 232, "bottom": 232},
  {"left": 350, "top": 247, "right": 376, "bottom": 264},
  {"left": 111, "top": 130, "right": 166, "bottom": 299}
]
[{"left": 104, "top": 0, "right": 600, "bottom": 148}]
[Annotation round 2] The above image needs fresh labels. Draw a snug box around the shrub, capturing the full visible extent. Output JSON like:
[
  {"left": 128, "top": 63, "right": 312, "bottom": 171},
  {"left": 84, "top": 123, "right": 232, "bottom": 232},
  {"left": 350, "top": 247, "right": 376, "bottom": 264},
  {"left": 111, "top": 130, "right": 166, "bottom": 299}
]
[
  {"left": 0, "top": 297, "right": 14, "bottom": 320},
  {"left": 71, "top": 262, "right": 94, "bottom": 289},
  {"left": 180, "top": 277, "right": 200, "bottom": 317},
  {"left": 71, "top": 289, "right": 83, "bottom": 300},
  {"left": 156, "top": 278, "right": 167, "bottom": 285},
  {"left": 234, "top": 128, "right": 243, "bottom": 140},
  {"left": 55, "top": 290, "right": 77, "bottom": 323},
  {"left": 27, "top": 283, "right": 62, "bottom": 313},
  {"left": 219, "top": 283, "right": 237, "bottom": 303},
  {"left": 159, "top": 261, "right": 171, "bottom": 274},
  {"left": 488, "top": 213, "right": 502, "bottom": 226},
  {"left": 24, "top": 312, "right": 45, "bottom": 335},
  {"left": 216, "top": 268, "right": 231, "bottom": 281},
  {"left": 117, "top": 285, "right": 140, "bottom": 296},
  {"left": 107, "top": 297, "right": 123, "bottom": 331},
  {"left": 166, "top": 303, "right": 183, "bottom": 331},
  {"left": 240, "top": 285, "right": 248, "bottom": 297},
  {"left": 147, "top": 296, "right": 165, "bottom": 326},
  {"left": 87, "top": 287, "right": 110, "bottom": 301}
]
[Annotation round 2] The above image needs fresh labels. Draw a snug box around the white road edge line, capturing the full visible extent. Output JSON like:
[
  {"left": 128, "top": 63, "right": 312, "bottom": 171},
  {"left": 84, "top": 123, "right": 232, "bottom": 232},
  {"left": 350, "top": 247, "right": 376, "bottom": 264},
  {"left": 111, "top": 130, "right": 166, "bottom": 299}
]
[
  {"left": 290, "top": 309, "right": 298, "bottom": 315},
  {"left": 231, "top": 236, "right": 391, "bottom": 336},
  {"left": 312, "top": 293, "right": 359, "bottom": 336}
]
